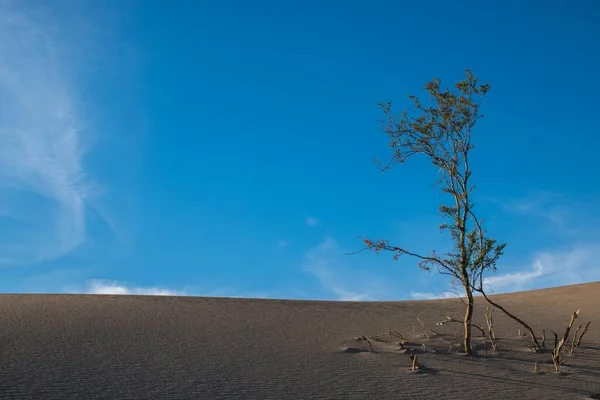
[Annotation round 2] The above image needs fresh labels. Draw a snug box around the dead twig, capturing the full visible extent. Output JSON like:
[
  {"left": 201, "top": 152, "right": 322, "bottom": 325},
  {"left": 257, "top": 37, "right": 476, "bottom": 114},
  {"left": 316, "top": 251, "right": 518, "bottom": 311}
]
[
  {"left": 475, "top": 287, "right": 541, "bottom": 350},
  {"left": 371, "top": 330, "right": 408, "bottom": 344},
  {"left": 409, "top": 352, "right": 420, "bottom": 371},
  {"left": 416, "top": 317, "right": 430, "bottom": 340},
  {"left": 484, "top": 307, "right": 498, "bottom": 351},
  {"left": 443, "top": 339, "right": 455, "bottom": 353},
  {"left": 541, "top": 329, "right": 545, "bottom": 349},
  {"left": 575, "top": 321, "right": 590, "bottom": 347},
  {"left": 435, "top": 315, "right": 486, "bottom": 337},
  {"left": 552, "top": 310, "right": 579, "bottom": 372},
  {"left": 356, "top": 336, "right": 374, "bottom": 352},
  {"left": 569, "top": 325, "right": 582, "bottom": 355}
]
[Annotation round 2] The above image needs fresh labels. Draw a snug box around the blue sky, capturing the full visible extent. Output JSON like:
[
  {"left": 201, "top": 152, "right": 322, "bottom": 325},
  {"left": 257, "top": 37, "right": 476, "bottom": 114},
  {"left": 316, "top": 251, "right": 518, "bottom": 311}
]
[{"left": 1, "top": 0, "right": 599, "bottom": 300}]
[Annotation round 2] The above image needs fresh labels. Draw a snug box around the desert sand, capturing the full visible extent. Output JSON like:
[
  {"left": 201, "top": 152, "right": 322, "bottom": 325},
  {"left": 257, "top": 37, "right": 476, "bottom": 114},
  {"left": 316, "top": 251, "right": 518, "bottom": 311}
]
[{"left": 0, "top": 282, "right": 599, "bottom": 399}]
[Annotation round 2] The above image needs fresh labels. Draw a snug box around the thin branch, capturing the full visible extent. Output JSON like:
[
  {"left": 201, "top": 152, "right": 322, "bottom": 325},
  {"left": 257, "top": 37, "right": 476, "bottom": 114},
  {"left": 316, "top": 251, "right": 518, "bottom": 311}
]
[
  {"left": 362, "top": 239, "right": 452, "bottom": 272},
  {"left": 576, "top": 321, "right": 591, "bottom": 347},
  {"left": 552, "top": 310, "right": 579, "bottom": 372},
  {"left": 473, "top": 284, "right": 541, "bottom": 350},
  {"left": 435, "top": 315, "right": 485, "bottom": 337}
]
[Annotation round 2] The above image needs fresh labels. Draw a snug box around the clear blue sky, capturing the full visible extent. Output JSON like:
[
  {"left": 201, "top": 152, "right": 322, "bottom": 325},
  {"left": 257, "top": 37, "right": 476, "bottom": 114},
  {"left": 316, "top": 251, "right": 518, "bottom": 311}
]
[{"left": 1, "top": 0, "right": 599, "bottom": 300}]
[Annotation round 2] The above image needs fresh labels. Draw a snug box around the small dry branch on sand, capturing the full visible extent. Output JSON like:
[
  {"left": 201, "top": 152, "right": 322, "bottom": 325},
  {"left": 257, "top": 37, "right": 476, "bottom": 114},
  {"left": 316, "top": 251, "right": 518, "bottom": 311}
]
[
  {"left": 576, "top": 321, "right": 591, "bottom": 348},
  {"left": 568, "top": 320, "right": 591, "bottom": 355},
  {"left": 371, "top": 330, "right": 407, "bottom": 343},
  {"left": 569, "top": 324, "right": 583, "bottom": 355},
  {"left": 541, "top": 329, "right": 546, "bottom": 349},
  {"left": 409, "top": 352, "right": 420, "bottom": 371},
  {"left": 387, "top": 330, "right": 409, "bottom": 345},
  {"left": 442, "top": 339, "right": 456, "bottom": 353},
  {"left": 551, "top": 309, "right": 579, "bottom": 372},
  {"left": 476, "top": 288, "right": 542, "bottom": 351},
  {"left": 416, "top": 317, "right": 430, "bottom": 340},
  {"left": 484, "top": 307, "right": 498, "bottom": 351},
  {"left": 370, "top": 330, "right": 409, "bottom": 351},
  {"left": 355, "top": 336, "right": 374, "bottom": 352},
  {"left": 435, "top": 315, "right": 486, "bottom": 337}
]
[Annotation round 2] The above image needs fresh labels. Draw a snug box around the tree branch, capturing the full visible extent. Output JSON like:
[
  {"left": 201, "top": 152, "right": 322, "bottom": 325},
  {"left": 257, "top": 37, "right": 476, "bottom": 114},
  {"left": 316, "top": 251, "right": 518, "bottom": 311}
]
[
  {"left": 361, "top": 238, "right": 452, "bottom": 273},
  {"left": 472, "top": 283, "right": 541, "bottom": 350}
]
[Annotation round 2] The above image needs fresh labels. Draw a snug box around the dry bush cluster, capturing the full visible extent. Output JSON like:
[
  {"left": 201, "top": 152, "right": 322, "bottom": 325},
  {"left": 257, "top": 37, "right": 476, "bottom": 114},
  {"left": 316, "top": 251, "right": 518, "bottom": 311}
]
[{"left": 345, "top": 306, "right": 592, "bottom": 375}]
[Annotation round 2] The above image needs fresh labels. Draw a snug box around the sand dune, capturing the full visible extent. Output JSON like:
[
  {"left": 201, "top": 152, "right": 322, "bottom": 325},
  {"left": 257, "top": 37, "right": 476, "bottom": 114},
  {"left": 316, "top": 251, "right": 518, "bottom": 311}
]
[{"left": 0, "top": 282, "right": 599, "bottom": 399}]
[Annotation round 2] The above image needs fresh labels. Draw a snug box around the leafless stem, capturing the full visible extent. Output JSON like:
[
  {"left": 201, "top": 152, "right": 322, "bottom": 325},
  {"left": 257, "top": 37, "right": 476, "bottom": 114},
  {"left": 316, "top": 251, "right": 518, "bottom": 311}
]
[
  {"left": 576, "top": 321, "right": 590, "bottom": 347},
  {"left": 356, "top": 335, "right": 373, "bottom": 352},
  {"left": 552, "top": 310, "right": 579, "bottom": 372},
  {"left": 474, "top": 287, "right": 541, "bottom": 350},
  {"left": 410, "top": 352, "right": 420, "bottom": 371},
  {"left": 443, "top": 339, "right": 455, "bottom": 353},
  {"left": 371, "top": 330, "right": 407, "bottom": 344},
  {"left": 416, "top": 317, "right": 430, "bottom": 340},
  {"left": 569, "top": 325, "right": 582, "bottom": 355},
  {"left": 436, "top": 315, "right": 485, "bottom": 337},
  {"left": 484, "top": 307, "right": 498, "bottom": 350},
  {"left": 541, "top": 329, "right": 545, "bottom": 349}
]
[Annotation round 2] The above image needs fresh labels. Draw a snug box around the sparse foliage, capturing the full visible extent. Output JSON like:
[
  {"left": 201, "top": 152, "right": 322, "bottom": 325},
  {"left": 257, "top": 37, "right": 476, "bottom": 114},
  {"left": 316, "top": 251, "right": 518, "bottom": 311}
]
[{"left": 361, "top": 70, "right": 505, "bottom": 354}]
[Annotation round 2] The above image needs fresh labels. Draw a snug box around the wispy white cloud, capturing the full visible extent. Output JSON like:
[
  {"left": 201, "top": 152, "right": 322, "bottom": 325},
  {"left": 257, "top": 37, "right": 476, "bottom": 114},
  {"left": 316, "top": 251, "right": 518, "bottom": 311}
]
[
  {"left": 485, "top": 190, "right": 593, "bottom": 236},
  {"left": 305, "top": 216, "right": 320, "bottom": 227},
  {"left": 410, "top": 291, "right": 460, "bottom": 300},
  {"left": 85, "top": 279, "right": 183, "bottom": 296},
  {"left": 497, "top": 191, "right": 565, "bottom": 217},
  {"left": 0, "top": 2, "right": 101, "bottom": 263},
  {"left": 483, "top": 242, "right": 600, "bottom": 293},
  {"left": 68, "top": 280, "right": 275, "bottom": 299},
  {"left": 477, "top": 190, "right": 600, "bottom": 293},
  {"left": 270, "top": 239, "right": 289, "bottom": 252},
  {"left": 302, "top": 237, "right": 381, "bottom": 301},
  {"left": 483, "top": 261, "right": 544, "bottom": 291}
]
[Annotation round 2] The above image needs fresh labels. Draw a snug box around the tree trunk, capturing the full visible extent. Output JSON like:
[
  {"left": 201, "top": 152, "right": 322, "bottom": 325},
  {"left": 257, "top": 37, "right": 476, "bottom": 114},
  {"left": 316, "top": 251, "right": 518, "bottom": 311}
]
[{"left": 463, "top": 287, "right": 474, "bottom": 354}]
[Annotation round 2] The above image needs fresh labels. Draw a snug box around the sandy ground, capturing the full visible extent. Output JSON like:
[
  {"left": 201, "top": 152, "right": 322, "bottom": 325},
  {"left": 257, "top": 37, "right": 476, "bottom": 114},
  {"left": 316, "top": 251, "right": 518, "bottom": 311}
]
[{"left": 0, "top": 282, "right": 599, "bottom": 399}]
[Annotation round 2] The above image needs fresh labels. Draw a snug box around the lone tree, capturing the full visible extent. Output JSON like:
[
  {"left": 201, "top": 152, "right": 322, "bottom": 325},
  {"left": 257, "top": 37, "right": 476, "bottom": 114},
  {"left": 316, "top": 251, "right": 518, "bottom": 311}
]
[{"left": 362, "top": 69, "right": 505, "bottom": 355}]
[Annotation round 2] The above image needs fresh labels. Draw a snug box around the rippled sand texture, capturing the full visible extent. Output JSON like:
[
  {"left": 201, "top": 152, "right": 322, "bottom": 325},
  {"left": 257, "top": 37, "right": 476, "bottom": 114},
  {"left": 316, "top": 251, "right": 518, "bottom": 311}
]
[{"left": 0, "top": 282, "right": 599, "bottom": 399}]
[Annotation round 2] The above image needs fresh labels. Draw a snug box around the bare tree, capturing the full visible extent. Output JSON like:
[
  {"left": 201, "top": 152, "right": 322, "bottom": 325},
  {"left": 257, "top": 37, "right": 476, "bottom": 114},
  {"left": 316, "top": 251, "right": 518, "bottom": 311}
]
[{"left": 362, "top": 70, "right": 505, "bottom": 355}]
